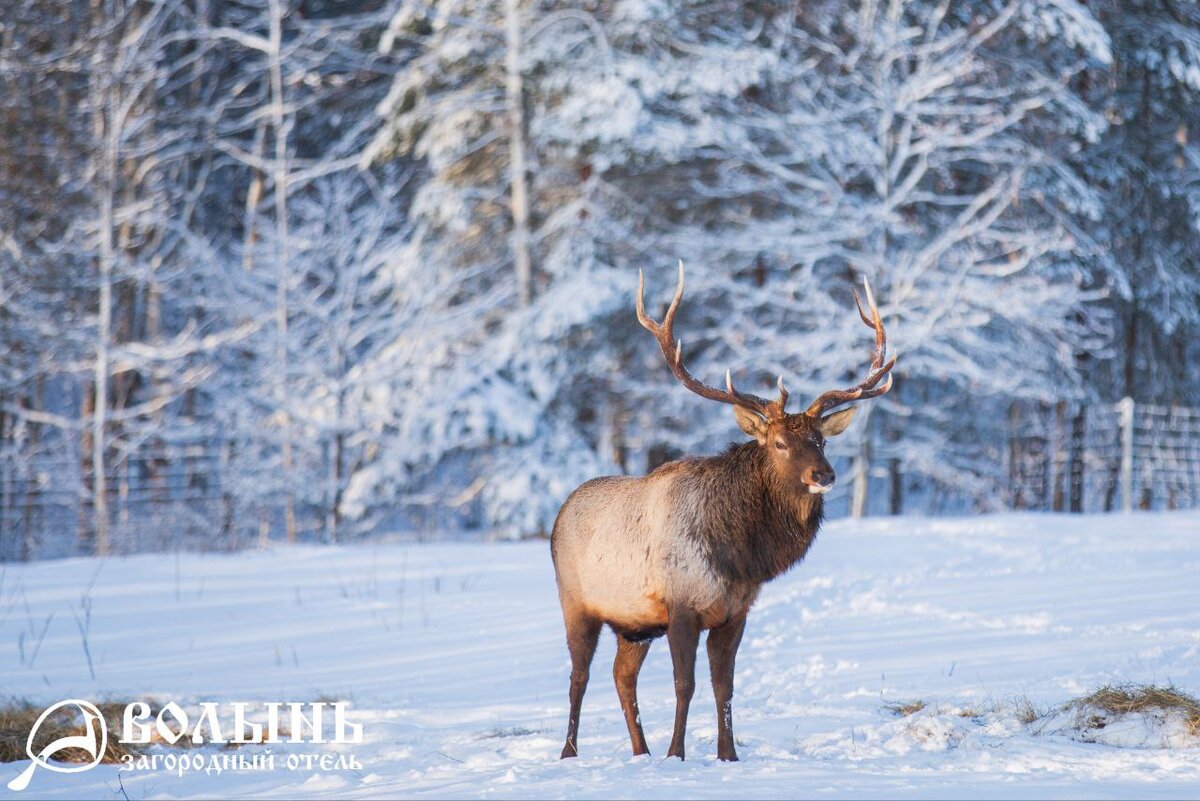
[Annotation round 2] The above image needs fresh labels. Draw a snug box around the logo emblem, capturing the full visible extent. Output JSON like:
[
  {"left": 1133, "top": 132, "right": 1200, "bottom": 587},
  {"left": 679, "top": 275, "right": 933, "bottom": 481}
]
[{"left": 7, "top": 700, "right": 107, "bottom": 792}]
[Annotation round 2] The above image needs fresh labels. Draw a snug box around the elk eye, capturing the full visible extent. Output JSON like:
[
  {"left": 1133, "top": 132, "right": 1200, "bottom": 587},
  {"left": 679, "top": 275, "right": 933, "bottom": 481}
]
[{"left": 774, "top": 441, "right": 787, "bottom": 451}]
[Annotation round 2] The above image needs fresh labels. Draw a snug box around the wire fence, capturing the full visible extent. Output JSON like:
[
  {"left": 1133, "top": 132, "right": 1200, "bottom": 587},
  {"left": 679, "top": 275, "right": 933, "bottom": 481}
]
[
  {"left": 1, "top": 396, "right": 1197, "bottom": 561},
  {"left": 1008, "top": 397, "right": 1200, "bottom": 513},
  {"left": 0, "top": 444, "right": 242, "bottom": 561}
]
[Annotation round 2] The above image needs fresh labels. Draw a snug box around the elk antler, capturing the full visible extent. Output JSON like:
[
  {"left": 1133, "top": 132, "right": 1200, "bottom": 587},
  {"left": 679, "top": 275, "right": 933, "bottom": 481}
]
[
  {"left": 637, "top": 261, "right": 789, "bottom": 418},
  {"left": 803, "top": 276, "right": 896, "bottom": 417}
]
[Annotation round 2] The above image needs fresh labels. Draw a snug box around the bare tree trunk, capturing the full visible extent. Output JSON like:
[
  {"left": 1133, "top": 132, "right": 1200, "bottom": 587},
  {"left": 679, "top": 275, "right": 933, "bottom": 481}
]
[
  {"left": 1007, "top": 402, "right": 1022, "bottom": 509},
  {"left": 242, "top": 121, "right": 267, "bottom": 270},
  {"left": 1069, "top": 405, "right": 1085, "bottom": 513},
  {"left": 888, "top": 457, "right": 901, "bottom": 515},
  {"left": 885, "top": 377, "right": 901, "bottom": 515},
  {"left": 325, "top": 430, "right": 344, "bottom": 544},
  {"left": 90, "top": 0, "right": 115, "bottom": 556},
  {"left": 325, "top": 373, "right": 346, "bottom": 544},
  {"left": 1051, "top": 401, "right": 1066, "bottom": 512},
  {"left": 79, "top": 378, "right": 96, "bottom": 552},
  {"left": 0, "top": 404, "right": 9, "bottom": 559},
  {"left": 268, "top": 0, "right": 296, "bottom": 543},
  {"left": 25, "top": 378, "right": 43, "bottom": 560},
  {"left": 504, "top": 0, "right": 532, "bottom": 306},
  {"left": 852, "top": 42, "right": 895, "bottom": 522},
  {"left": 850, "top": 407, "right": 871, "bottom": 518}
]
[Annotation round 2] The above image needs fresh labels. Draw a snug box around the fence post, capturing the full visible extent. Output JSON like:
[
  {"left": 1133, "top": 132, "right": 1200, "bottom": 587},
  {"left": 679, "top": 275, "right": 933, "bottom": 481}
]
[
  {"left": 850, "top": 408, "right": 871, "bottom": 518},
  {"left": 1118, "top": 396, "right": 1134, "bottom": 513}
]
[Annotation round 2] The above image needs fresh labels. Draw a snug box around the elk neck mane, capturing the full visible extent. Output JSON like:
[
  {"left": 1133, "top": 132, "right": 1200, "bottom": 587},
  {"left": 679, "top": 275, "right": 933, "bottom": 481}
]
[{"left": 668, "top": 440, "right": 824, "bottom": 584}]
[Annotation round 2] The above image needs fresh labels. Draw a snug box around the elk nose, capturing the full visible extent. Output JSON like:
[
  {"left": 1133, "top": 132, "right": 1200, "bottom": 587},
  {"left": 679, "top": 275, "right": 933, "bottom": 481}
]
[{"left": 805, "top": 467, "right": 835, "bottom": 489}]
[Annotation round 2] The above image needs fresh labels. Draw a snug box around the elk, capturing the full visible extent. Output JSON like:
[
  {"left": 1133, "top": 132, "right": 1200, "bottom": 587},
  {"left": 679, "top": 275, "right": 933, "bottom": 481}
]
[{"left": 550, "top": 263, "right": 895, "bottom": 762}]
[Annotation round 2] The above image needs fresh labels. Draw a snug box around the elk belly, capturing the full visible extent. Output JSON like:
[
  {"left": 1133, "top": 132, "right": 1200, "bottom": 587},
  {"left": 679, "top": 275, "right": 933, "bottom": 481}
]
[{"left": 574, "top": 536, "right": 670, "bottom": 631}]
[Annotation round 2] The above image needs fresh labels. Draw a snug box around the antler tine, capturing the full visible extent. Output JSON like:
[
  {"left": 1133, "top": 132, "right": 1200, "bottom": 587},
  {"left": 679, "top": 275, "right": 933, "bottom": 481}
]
[
  {"left": 637, "top": 262, "right": 779, "bottom": 416},
  {"left": 804, "top": 276, "right": 897, "bottom": 417},
  {"left": 852, "top": 288, "right": 874, "bottom": 329},
  {"left": 852, "top": 277, "right": 886, "bottom": 366},
  {"left": 636, "top": 261, "right": 685, "bottom": 335}
]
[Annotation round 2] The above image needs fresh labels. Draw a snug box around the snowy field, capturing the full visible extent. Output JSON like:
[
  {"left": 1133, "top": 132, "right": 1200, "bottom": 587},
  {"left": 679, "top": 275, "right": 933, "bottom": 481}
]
[{"left": 2, "top": 511, "right": 1199, "bottom": 799}]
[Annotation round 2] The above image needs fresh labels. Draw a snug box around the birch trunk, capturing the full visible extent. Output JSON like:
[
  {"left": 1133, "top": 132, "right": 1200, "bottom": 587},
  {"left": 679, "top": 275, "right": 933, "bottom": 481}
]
[
  {"left": 504, "top": 0, "right": 532, "bottom": 306},
  {"left": 90, "top": 0, "right": 115, "bottom": 555},
  {"left": 268, "top": 0, "right": 297, "bottom": 542}
]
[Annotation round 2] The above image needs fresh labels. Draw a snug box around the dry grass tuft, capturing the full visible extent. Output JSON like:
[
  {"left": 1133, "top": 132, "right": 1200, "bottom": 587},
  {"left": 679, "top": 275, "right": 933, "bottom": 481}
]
[
  {"left": 0, "top": 699, "right": 147, "bottom": 765},
  {"left": 1067, "top": 683, "right": 1200, "bottom": 735},
  {"left": 1014, "top": 695, "right": 1040, "bottom": 726},
  {"left": 883, "top": 699, "right": 927, "bottom": 717},
  {"left": 882, "top": 695, "right": 1041, "bottom": 723}
]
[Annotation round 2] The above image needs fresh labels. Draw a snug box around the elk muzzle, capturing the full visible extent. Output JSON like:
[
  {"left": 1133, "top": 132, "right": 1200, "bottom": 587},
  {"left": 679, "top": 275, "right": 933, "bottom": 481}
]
[{"left": 804, "top": 465, "right": 835, "bottom": 494}]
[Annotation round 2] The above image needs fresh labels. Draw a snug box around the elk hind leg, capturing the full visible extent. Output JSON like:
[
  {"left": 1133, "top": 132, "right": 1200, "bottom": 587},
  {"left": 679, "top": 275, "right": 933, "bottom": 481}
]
[
  {"left": 665, "top": 608, "right": 701, "bottom": 760},
  {"left": 613, "top": 633, "right": 652, "bottom": 756},
  {"left": 559, "top": 609, "right": 601, "bottom": 759}
]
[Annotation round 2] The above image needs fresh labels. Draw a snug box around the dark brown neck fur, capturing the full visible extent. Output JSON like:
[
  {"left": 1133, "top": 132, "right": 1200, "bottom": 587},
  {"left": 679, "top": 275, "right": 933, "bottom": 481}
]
[{"left": 675, "top": 441, "right": 824, "bottom": 584}]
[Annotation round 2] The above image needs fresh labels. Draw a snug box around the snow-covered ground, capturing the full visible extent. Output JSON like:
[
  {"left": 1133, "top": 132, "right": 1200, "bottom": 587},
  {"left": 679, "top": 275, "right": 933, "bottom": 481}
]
[{"left": 2, "top": 511, "right": 1198, "bottom": 799}]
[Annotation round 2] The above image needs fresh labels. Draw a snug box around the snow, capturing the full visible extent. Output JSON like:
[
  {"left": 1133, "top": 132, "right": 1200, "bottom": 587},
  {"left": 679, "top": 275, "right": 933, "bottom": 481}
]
[
  {"left": 2, "top": 510, "right": 1198, "bottom": 799},
  {"left": 1036, "top": 705, "right": 1199, "bottom": 750}
]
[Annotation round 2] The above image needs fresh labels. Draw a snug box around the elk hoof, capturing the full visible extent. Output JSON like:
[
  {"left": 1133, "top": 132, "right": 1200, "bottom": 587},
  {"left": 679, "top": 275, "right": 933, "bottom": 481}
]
[{"left": 560, "top": 744, "right": 578, "bottom": 759}]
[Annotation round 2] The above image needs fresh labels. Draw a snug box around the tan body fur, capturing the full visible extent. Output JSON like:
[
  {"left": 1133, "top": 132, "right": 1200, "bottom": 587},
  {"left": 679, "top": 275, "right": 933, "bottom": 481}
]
[{"left": 552, "top": 469, "right": 764, "bottom": 636}]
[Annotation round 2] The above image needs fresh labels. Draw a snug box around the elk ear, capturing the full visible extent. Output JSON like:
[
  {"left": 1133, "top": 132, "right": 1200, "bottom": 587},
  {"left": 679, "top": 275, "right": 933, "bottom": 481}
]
[
  {"left": 733, "top": 405, "right": 769, "bottom": 444},
  {"left": 819, "top": 407, "right": 857, "bottom": 437}
]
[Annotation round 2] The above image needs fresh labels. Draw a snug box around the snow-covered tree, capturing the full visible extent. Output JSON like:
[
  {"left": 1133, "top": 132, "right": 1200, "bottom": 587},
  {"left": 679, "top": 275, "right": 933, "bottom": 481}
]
[
  {"left": 194, "top": 0, "right": 401, "bottom": 544},
  {"left": 3, "top": 0, "right": 1200, "bottom": 555},
  {"left": 365, "top": 0, "right": 1120, "bottom": 530},
  {"left": 265, "top": 169, "right": 416, "bottom": 543},
  {"left": 1082, "top": 1, "right": 1200, "bottom": 406},
  {"left": 0, "top": 0, "right": 259, "bottom": 555},
  {"left": 785, "top": 0, "right": 1115, "bottom": 513},
  {"left": 0, "top": 0, "right": 94, "bottom": 559}
]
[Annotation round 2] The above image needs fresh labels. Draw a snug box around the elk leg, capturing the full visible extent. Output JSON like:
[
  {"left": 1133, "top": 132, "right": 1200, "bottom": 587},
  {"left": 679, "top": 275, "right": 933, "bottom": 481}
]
[
  {"left": 560, "top": 610, "right": 601, "bottom": 759},
  {"left": 613, "top": 634, "right": 652, "bottom": 756},
  {"left": 707, "top": 612, "right": 747, "bottom": 761},
  {"left": 665, "top": 609, "right": 701, "bottom": 760}
]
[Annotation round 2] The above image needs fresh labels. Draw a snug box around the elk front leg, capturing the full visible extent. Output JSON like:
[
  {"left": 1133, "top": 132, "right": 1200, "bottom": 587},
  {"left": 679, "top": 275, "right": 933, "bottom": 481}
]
[
  {"left": 707, "top": 612, "right": 747, "bottom": 761},
  {"left": 560, "top": 610, "right": 601, "bottom": 759},
  {"left": 665, "top": 608, "right": 701, "bottom": 760},
  {"left": 613, "top": 634, "right": 652, "bottom": 756}
]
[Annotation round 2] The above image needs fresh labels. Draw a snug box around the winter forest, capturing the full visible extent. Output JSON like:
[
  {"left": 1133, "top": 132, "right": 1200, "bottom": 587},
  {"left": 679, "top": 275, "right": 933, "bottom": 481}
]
[{"left": 1, "top": 0, "right": 1199, "bottom": 560}]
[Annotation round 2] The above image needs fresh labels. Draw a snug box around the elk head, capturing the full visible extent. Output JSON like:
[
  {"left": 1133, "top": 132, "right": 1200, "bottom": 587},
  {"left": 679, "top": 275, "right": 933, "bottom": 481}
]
[{"left": 636, "top": 262, "right": 896, "bottom": 495}]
